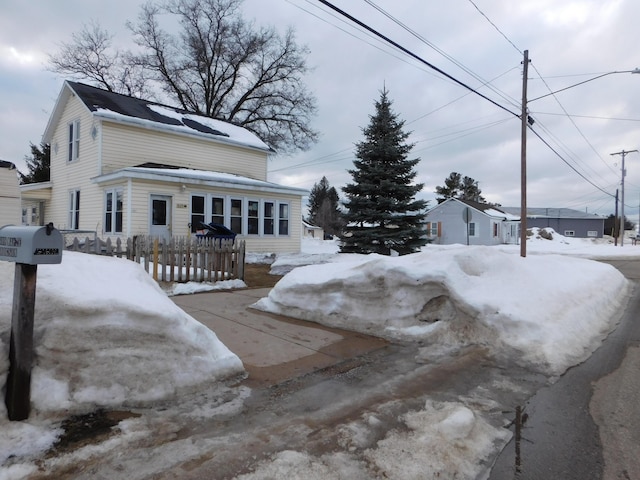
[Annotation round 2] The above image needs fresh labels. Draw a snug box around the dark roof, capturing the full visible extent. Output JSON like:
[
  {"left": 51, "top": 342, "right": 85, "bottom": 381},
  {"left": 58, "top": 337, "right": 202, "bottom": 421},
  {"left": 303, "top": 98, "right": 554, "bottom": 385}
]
[
  {"left": 0, "top": 160, "right": 16, "bottom": 169},
  {"left": 68, "top": 81, "right": 229, "bottom": 137},
  {"left": 456, "top": 198, "right": 507, "bottom": 215},
  {"left": 501, "top": 207, "right": 603, "bottom": 220}
]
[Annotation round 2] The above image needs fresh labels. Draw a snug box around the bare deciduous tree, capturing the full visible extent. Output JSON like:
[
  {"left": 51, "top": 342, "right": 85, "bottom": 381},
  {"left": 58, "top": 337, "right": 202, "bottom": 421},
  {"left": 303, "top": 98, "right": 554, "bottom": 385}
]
[
  {"left": 48, "top": 21, "right": 150, "bottom": 98},
  {"left": 48, "top": 0, "right": 318, "bottom": 153}
]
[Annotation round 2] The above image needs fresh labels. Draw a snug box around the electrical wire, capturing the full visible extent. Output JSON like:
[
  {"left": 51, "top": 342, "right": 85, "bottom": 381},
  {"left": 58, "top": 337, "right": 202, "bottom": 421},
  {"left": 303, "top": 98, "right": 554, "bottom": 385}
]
[
  {"left": 363, "top": 0, "right": 521, "bottom": 109},
  {"left": 530, "top": 112, "right": 640, "bottom": 122},
  {"left": 314, "top": 0, "right": 520, "bottom": 119},
  {"left": 465, "top": 0, "right": 522, "bottom": 55},
  {"left": 529, "top": 62, "right": 619, "bottom": 177},
  {"left": 528, "top": 125, "right": 614, "bottom": 198}
]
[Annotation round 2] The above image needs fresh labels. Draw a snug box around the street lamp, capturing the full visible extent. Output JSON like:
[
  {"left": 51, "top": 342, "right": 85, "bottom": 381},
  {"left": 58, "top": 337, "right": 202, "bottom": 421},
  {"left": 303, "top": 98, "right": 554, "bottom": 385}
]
[{"left": 519, "top": 56, "right": 640, "bottom": 257}]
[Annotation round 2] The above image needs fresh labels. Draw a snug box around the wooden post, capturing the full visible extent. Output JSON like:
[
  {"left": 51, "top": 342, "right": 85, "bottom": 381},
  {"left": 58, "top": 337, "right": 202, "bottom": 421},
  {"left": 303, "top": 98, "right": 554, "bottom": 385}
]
[
  {"left": 153, "top": 238, "right": 159, "bottom": 281},
  {"left": 5, "top": 263, "right": 38, "bottom": 421}
]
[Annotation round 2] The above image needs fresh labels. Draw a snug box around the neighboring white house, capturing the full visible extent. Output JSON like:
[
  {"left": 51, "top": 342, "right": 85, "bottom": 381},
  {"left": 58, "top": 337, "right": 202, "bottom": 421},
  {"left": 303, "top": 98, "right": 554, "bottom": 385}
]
[
  {"left": 424, "top": 198, "right": 520, "bottom": 245},
  {"left": 0, "top": 160, "right": 20, "bottom": 226},
  {"left": 302, "top": 219, "right": 324, "bottom": 239},
  {"left": 20, "top": 81, "right": 307, "bottom": 253}
]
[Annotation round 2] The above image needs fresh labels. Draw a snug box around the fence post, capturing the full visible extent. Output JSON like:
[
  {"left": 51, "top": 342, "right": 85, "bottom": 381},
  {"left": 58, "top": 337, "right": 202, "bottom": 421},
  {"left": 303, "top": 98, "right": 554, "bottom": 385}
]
[{"left": 153, "top": 238, "right": 159, "bottom": 281}]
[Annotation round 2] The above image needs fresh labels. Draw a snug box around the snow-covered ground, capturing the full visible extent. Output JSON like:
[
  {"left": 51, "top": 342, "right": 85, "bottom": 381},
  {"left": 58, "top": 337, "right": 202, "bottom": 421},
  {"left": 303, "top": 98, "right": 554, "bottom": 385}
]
[{"left": 0, "top": 228, "right": 638, "bottom": 479}]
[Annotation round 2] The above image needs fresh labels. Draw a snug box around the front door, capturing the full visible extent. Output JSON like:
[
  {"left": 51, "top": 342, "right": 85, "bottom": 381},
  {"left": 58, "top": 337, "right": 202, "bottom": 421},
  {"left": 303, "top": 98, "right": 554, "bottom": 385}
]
[{"left": 150, "top": 195, "right": 172, "bottom": 241}]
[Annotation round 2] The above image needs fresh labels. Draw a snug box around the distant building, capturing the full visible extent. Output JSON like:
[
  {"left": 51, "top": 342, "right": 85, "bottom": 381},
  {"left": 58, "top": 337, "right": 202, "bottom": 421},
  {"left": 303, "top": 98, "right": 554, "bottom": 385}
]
[
  {"left": 302, "top": 219, "right": 325, "bottom": 239},
  {"left": 501, "top": 207, "right": 604, "bottom": 238},
  {"left": 0, "top": 160, "right": 21, "bottom": 226},
  {"left": 425, "top": 198, "right": 520, "bottom": 246}
]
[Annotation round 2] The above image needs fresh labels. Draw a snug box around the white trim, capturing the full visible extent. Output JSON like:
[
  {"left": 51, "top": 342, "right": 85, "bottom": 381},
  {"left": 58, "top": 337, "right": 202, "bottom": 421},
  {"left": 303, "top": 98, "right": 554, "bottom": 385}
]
[
  {"left": 190, "top": 194, "right": 290, "bottom": 238},
  {"left": 126, "top": 178, "right": 132, "bottom": 237},
  {"left": 19, "top": 181, "right": 53, "bottom": 192},
  {"left": 92, "top": 167, "right": 307, "bottom": 197}
]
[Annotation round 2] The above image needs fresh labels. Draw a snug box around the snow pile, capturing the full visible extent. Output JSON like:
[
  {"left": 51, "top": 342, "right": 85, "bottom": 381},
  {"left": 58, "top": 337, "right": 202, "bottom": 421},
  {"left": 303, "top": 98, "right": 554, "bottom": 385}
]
[
  {"left": 167, "top": 278, "right": 246, "bottom": 296},
  {"left": 254, "top": 246, "right": 629, "bottom": 375},
  {"left": 364, "top": 400, "right": 510, "bottom": 478},
  {"left": 236, "top": 400, "right": 509, "bottom": 480},
  {"left": 0, "top": 252, "right": 244, "bottom": 415}
]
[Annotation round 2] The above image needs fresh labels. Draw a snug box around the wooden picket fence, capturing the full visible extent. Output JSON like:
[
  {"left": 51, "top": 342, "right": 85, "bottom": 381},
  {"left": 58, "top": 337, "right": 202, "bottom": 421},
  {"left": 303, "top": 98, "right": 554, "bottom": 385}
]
[{"left": 66, "top": 235, "right": 245, "bottom": 283}]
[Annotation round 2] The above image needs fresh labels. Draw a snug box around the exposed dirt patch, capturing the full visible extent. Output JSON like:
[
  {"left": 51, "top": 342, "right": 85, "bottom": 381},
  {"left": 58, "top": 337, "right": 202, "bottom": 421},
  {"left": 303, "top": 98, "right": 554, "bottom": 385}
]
[
  {"left": 48, "top": 409, "right": 140, "bottom": 455},
  {"left": 244, "top": 263, "right": 283, "bottom": 288}
]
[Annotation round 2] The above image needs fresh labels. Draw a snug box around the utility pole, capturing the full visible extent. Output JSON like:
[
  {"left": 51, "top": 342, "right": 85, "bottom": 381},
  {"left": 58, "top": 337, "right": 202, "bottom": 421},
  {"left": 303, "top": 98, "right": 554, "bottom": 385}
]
[
  {"left": 520, "top": 50, "right": 529, "bottom": 258},
  {"left": 611, "top": 149, "right": 638, "bottom": 246},
  {"left": 614, "top": 189, "right": 619, "bottom": 246}
]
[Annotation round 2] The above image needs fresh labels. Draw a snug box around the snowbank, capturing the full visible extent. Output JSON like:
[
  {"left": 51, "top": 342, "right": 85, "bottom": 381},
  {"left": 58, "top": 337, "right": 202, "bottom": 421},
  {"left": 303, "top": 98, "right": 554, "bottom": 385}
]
[
  {"left": 236, "top": 400, "right": 510, "bottom": 479},
  {"left": 254, "top": 247, "right": 630, "bottom": 375},
  {"left": 0, "top": 252, "right": 244, "bottom": 415}
]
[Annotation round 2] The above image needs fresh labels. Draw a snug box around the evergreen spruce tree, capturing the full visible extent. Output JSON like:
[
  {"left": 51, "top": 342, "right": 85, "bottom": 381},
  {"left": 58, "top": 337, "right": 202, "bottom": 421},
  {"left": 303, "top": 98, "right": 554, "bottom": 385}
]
[
  {"left": 19, "top": 142, "right": 50, "bottom": 184},
  {"left": 435, "top": 171, "right": 485, "bottom": 204},
  {"left": 308, "top": 176, "right": 343, "bottom": 235},
  {"left": 340, "top": 88, "right": 428, "bottom": 255}
]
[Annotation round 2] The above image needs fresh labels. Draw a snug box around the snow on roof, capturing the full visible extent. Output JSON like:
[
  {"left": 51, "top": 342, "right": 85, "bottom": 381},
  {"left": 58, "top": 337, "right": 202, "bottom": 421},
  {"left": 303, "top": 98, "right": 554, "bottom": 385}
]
[
  {"left": 0, "top": 160, "right": 16, "bottom": 169},
  {"left": 93, "top": 166, "right": 307, "bottom": 195},
  {"left": 483, "top": 207, "right": 520, "bottom": 221},
  {"left": 64, "top": 81, "right": 272, "bottom": 152},
  {"left": 146, "top": 105, "right": 269, "bottom": 151}
]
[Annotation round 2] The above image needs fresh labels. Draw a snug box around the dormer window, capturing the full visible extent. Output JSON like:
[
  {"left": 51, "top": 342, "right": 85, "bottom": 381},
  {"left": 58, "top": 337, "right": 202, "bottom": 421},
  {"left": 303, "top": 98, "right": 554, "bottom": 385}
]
[{"left": 68, "top": 119, "right": 80, "bottom": 162}]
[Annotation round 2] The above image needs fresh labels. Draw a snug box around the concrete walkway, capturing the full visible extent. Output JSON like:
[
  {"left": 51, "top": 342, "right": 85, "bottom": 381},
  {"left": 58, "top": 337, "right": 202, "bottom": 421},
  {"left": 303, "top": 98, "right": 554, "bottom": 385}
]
[{"left": 171, "top": 288, "right": 387, "bottom": 387}]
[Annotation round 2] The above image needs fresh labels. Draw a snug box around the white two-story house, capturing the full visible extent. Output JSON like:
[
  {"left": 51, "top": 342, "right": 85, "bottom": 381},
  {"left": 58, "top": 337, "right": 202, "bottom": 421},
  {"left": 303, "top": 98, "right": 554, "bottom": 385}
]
[{"left": 20, "top": 81, "right": 307, "bottom": 252}]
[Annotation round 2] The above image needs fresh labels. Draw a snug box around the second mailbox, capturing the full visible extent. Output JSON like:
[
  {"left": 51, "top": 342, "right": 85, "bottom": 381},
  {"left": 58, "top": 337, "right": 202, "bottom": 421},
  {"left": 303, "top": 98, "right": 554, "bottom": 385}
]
[{"left": 0, "top": 224, "right": 63, "bottom": 265}]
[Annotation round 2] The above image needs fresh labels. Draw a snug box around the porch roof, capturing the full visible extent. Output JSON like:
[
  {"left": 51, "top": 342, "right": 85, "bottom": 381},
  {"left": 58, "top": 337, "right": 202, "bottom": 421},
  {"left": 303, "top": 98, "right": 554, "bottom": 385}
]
[{"left": 92, "top": 166, "right": 308, "bottom": 197}]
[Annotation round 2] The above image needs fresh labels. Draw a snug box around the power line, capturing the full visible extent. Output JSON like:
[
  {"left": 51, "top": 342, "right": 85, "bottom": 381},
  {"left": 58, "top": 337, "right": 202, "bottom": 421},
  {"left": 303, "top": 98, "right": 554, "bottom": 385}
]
[
  {"left": 529, "top": 62, "right": 619, "bottom": 177},
  {"left": 532, "top": 117, "right": 616, "bottom": 187},
  {"left": 315, "top": 0, "right": 520, "bottom": 119},
  {"left": 362, "top": 0, "right": 521, "bottom": 109},
  {"left": 528, "top": 125, "right": 613, "bottom": 198},
  {"left": 530, "top": 112, "right": 640, "bottom": 122},
  {"left": 465, "top": 0, "right": 522, "bottom": 54}
]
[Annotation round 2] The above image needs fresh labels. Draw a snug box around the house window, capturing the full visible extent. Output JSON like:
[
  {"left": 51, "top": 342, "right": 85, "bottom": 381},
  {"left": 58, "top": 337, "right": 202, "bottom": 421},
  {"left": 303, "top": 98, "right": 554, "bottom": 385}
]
[
  {"left": 564, "top": 230, "right": 575, "bottom": 237},
  {"left": 468, "top": 222, "right": 477, "bottom": 237},
  {"left": 426, "top": 222, "right": 439, "bottom": 237},
  {"left": 248, "top": 200, "right": 259, "bottom": 235},
  {"left": 264, "top": 202, "right": 275, "bottom": 235},
  {"left": 587, "top": 230, "right": 597, "bottom": 237},
  {"left": 230, "top": 199, "right": 242, "bottom": 234},
  {"left": 104, "top": 189, "right": 123, "bottom": 233},
  {"left": 191, "top": 195, "right": 205, "bottom": 232},
  {"left": 69, "top": 189, "right": 80, "bottom": 229},
  {"left": 68, "top": 120, "right": 80, "bottom": 162},
  {"left": 212, "top": 197, "right": 224, "bottom": 224},
  {"left": 278, "top": 203, "right": 289, "bottom": 236}
]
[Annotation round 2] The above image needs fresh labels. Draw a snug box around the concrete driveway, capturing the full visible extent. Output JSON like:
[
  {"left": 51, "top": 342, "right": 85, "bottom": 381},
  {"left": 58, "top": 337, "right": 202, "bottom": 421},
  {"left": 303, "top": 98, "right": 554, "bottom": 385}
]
[{"left": 171, "top": 287, "right": 387, "bottom": 387}]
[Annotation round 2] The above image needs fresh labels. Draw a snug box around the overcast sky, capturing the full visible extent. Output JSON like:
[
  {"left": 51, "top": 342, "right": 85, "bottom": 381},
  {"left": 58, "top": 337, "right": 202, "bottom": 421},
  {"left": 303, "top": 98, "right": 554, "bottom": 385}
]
[{"left": 2, "top": 0, "right": 640, "bottom": 219}]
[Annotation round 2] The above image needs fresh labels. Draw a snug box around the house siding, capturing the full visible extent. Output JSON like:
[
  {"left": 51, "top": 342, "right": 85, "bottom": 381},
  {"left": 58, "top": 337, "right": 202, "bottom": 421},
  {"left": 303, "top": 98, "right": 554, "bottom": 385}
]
[
  {"left": 0, "top": 165, "right": 20, "bottom": 226},
  {"left": 100, "top": 122, "right": 269, "bottom": 180},
  {"left": 527, "top": 217, "right": 604, "bottom": 238},
  {"left": 425, "top": 199, "right": 517, "bottom": 246},
  {"left": 95, "top": 179, "right": 302, "bottom": 253},
  {"left": 30, "top": 82, "right": 304, "bottom": 253},
  {"left": 47, "top": 94, "right": 103, "bottom": 231}
]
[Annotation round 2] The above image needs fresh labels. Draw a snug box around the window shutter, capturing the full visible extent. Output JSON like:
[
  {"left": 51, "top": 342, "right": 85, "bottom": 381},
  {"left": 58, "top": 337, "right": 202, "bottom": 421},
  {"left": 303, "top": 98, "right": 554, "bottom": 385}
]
[{"left": 437, "top": 221, "right": 442, "bottom": 237}]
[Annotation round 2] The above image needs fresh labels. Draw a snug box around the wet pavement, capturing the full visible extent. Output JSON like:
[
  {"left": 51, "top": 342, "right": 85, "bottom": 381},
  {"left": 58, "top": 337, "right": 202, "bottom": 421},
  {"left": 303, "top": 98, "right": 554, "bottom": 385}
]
[{"left": 171, "top": 287, "right": 388, "bottom": 388}]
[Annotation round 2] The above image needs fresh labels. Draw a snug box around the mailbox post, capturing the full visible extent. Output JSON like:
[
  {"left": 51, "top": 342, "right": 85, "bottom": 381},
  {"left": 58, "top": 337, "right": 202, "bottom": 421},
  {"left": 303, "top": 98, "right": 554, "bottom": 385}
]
[{"left": 0, "top": 223, "right": 62, "bottom": 421}]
